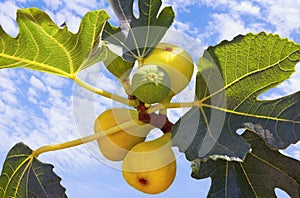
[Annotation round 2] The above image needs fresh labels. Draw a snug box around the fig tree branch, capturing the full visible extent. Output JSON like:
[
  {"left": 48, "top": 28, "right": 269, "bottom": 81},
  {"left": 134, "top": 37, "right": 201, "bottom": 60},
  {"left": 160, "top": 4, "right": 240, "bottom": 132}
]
[{"left": 32, "top": 119, "right": 138, "bottom": 157}]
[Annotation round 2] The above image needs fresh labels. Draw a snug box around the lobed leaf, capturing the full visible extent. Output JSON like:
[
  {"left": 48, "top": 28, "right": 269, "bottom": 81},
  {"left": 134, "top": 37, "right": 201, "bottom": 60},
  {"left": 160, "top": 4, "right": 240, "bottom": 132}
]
[
  {"left": 103, "top": 0, "right": 175, "bottom": 62},
  {"left": 172, "top": 32, "right": 300, "bottom": 162},
  {"left": 191, "top": 131, "right": 300, "bottom": 197},
  {"left": 0, "top": 8, "right": 109, "bottom": 78},
  {"left": 0, "top": 143, "right": 66, "bottom": 198},
  {"left": 172, "top": 107, "right": 251, "bottom": 162}
]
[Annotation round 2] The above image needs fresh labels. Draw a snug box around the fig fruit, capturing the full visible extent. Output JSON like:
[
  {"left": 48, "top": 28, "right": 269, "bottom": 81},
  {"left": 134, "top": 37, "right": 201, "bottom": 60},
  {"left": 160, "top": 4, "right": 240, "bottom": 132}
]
[
  {"left": 131, "top": 65, "right": 171, "bottom": 104},
  {"left": 122, "top": 133, "right": 176, "bottom": 194},
  {"left": 94, "top": 108, "right": 154, "bottom": 161},
  {"left": 140, "top": 43, "right": 194, "bottom": 100}
]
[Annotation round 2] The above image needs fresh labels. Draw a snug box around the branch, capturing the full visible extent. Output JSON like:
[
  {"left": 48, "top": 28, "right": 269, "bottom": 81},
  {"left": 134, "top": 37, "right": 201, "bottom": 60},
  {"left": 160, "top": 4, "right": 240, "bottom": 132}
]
[{"left": 33, "top": 119, "right": 138, "bottom": 157}]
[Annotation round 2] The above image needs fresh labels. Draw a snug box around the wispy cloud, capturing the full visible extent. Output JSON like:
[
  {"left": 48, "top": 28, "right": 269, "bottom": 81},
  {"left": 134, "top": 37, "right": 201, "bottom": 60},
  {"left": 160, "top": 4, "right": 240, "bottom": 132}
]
[
  {"left": 256, "top": 0, "right": 300, "bottom": 38},
  {"left": 205, "top": 13, "right": 266, "bottom": 43}
]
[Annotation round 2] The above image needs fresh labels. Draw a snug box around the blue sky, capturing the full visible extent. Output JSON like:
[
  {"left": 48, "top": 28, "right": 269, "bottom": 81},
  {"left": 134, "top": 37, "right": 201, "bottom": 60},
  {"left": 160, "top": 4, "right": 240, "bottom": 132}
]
[{"left": 0, "top": 0, "right": 299, "bottom": 197}]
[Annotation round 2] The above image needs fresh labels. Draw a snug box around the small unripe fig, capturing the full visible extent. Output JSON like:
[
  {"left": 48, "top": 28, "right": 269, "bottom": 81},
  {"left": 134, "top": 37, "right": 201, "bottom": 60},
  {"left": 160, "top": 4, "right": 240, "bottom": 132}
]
[
  {"left": 122, "top": 133, "right": 176, "bottom": 194},
  {"left": 94, "top": 108, "right": 154, "bottom": 161},
  {"left": 140, "top": 43, "right": 194, "bottom": 100},
  {"left": 131, "top": 65, "right": 171, "bottom": 104}
]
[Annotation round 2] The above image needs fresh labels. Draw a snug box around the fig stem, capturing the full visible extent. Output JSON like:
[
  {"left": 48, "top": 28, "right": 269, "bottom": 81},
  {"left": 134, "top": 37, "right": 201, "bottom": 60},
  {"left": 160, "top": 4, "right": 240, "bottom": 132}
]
[
  {"left": 74, "top": 77, "right": 139, "bottom": 107},
  {"left": 32, "top": 119, "right": 138, "bottom": 157},
  {"left": 120, "top": 77, "right": 133, "bottom": 95},
  {"left": 147, "top": 101, "right": 202, "bottom": 114}
]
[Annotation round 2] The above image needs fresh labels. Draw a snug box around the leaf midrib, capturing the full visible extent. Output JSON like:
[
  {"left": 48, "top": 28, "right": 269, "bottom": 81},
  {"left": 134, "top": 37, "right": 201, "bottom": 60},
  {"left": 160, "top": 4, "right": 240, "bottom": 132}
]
[
  {"left": 2, "top": 155, "right": 32, "bottom": 198},
  {"left": 200, "top": 49, "right": 299, "bottom": 105},
  {"left": 0, "top": 53, "right": 71, "bottom": 77},
  {"left": 238, "top": 152, "right": 299, "bottom": 197},
  {"left": 202, "top": 103, "right": 300, "bottom": 125}
]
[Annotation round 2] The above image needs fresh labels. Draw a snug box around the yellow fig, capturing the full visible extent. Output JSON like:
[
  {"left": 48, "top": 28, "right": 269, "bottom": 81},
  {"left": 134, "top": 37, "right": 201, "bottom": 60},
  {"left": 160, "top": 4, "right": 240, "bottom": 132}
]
[
  {"left": 122, "top": 133, "right": 176, "bottom": 194},
  {"left": 140, "top": 43, "right": 194, "bottom": 101},
  {"left": 94, "top": 108, "right": 154, "bottom": 161}
]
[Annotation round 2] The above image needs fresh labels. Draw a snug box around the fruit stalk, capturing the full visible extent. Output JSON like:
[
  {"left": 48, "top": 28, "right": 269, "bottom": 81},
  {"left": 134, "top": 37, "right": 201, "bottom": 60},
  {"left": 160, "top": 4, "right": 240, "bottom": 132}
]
[
  {"left": 136, "top": 103, "right": 174, "bottom": 133},
  {"left": 33, "top": 119, "right": 138, "bottom": 157},
  {"left": 73, "top": 77, "right": 138, "bottom": 107},
  {"left": 147, "top": 100, "right": 202, "bottom": 114}
]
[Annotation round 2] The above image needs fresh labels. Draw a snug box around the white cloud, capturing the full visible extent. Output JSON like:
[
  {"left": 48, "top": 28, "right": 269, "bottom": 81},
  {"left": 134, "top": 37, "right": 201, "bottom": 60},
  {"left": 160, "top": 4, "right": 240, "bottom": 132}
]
[
  {"left": 204, "top": 0, "right": 261, "bottom": 16},
  {"left": 43, "top": 74, "right": 70, "bottom": 88},
  {"left": 43, "top": 0, "right": 63, "bottom": 11},
  {"left": 211, "top": 14, "right": 247, "bottom": 41},
  {"left": 30, "top": 75, "right": 46, "bottom": 91},
  {"left": 0, "top": 1, "right": 18, "bottom": 36},
  {"left": 200, "top": 0, "right": 300, "bottom": 41},
  {"left": 231, "top": 1, "right": 260, "bottom": 16},
  {"left": 255, "top": 0, "right": 300, "bottom": 38},
  {"left": 27, "top": 87, "right": 39, "bottom": 103},
  {"left": 0, "top": 70, "right": 20, "bottom": 105}
]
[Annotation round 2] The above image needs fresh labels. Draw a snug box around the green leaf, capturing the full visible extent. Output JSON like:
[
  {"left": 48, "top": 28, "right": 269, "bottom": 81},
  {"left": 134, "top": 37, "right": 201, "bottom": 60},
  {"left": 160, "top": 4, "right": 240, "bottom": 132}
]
[
  {"left": 191, "top": 131, "right": 300, "bottom": 197},
  {"left": 172, "top": 32, "right": 300, "bottom": 162},
  {"left": 103, "top": 48, "right": 134, "bottom": 79},
  {"left": 0, "top": 143, "right": 66, "bottom": 198},
  {"left": 0, "top": 8, "right": 109, "bottom": 78},
  {"left": 103, "top": 0, "right": 175, "bottom": 62}
]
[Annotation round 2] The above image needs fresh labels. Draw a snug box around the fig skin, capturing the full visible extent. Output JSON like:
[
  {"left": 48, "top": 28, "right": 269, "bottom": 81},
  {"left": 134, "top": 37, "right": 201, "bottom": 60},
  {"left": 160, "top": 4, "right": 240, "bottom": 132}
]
[
  {"left": 94, "top": 108, "right": 154, "bottom": 161},
  {"left": 140, "top": 43, "right": 194, "bottom": 100},
  {"left": 131, "top": 65, "right": 171, "bottom": 104},
  {"left": 122, "top": 133, "right": 176, "bottom": 194}
]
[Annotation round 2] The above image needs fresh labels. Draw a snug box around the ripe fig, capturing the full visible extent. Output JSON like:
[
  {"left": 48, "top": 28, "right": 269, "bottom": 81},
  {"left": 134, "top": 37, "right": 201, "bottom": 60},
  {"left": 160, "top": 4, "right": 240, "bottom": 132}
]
[
  {"left": 122, "top": 133, "right": 176, "bottom": 194},
  {"left": 140, "top": 43, "right": 194, "bottom": 100},
  {"left": 94, "top": 108, "right": 154, "bottom": 161},
  {"left": 131, "top": 65, "right": 171, "bottom": 104}
]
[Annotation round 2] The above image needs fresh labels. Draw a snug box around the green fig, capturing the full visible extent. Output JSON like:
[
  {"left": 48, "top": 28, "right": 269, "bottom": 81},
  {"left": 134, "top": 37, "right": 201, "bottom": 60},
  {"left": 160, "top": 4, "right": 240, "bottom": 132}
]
[{"left": 131, "top": 65, "right": 171, "bottom": 104}]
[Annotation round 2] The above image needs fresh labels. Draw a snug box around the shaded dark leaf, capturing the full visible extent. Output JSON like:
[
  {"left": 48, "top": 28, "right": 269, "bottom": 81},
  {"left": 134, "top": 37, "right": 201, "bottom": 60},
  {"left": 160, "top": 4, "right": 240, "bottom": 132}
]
[
  {"left": 192, "top": 131, "right": 300, "bottom": 198},
  {"left": 172, "top": 107, "right": 251, "bottom": 162},
  {"left": 0, "top": 143, "right": 66, "bottom": 198},
  {"left": 103, "top": 0, "right": 175, "bottom": 61}
]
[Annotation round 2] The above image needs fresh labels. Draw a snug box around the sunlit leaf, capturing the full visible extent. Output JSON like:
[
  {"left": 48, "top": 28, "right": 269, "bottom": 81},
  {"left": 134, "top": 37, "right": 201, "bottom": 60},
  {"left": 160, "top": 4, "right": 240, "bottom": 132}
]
[
  {"left": 191, "top": 131, "right": 300, "bottom": 197},
  {"left": 0, "top": 8, "right": 109, "bottom": 78},
  {"left": 103, "top": 0, "right": 175, "bottom": 61},
  {"left": 172, "top": 32, "right": 300, "bottom": 162},
  {"left": 0, "top": 143, "right": 66, "bottom": 198}
]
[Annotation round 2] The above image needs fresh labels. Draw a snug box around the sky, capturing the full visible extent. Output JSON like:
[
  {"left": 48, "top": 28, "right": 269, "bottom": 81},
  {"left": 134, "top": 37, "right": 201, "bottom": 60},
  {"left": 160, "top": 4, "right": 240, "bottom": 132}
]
[{"left": 0, "top": 0, "right": 299, "bottom": 197}]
